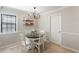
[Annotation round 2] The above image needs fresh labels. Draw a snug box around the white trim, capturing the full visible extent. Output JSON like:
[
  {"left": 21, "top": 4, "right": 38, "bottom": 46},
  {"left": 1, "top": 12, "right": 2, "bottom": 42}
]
[
  {"left": 40, "top": 6, "right": 70, "bottom": 15},
  {"left": 61, "top": 32, "right": 79, "bottom": 52},
  {"left": 50, "top": 40, "right": 79, "bottom": 53},
  {"left": 0, "top": 6, "right": 19, "bottom": 33},
  {"left": 49, "top": 16, "right": 52, "bottom": 41},
  {"left": 7, "top": 6, "right": 28, "bottom": 13},
  {"left": 61, "top": 44, "right": 79, "bottom": 53},
  {"left": 0, "top": 32, "right": 17, "bottom": 35},
  {"left": 62, "top": 32, "right": 79, "bottom": 35},
  {"left": 50, "top": 39, "right": 61, "bottom": 46}
]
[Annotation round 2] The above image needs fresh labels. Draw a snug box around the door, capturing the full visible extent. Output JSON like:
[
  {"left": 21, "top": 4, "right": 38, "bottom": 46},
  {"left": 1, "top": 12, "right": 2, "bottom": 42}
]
[{"left": 50, "top": 13, "right": 61, "bottom": 44}]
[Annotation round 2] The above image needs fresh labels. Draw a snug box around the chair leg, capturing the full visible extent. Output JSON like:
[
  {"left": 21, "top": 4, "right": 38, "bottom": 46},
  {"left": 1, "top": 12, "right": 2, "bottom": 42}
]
[
  {"left": 38, "top": 47, "right": 40, "bottom": 53},
  {"left": 37, "top": 45, "right": 40, "bottom": 53},
  {"left": 31, "top": 48, "right": 34, "bottom": 53},
  {"left": 42, "top": 43, "right": 44, "bottom": 51}
]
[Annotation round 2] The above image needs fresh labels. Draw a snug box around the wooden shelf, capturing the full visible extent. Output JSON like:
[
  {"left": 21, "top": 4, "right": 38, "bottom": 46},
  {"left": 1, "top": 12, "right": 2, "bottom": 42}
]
[
  {"left": 23, "top": 20, "right": 34, "bottom": 26},
  {"left": 23, "top": 20, "right": 34, "bottom": 22}
]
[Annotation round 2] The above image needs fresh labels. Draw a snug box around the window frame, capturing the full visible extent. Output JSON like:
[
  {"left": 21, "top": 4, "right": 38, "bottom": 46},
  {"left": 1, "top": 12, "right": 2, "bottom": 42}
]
[{"left": 1, "top": 14, "right": 16, "bottom": 33}]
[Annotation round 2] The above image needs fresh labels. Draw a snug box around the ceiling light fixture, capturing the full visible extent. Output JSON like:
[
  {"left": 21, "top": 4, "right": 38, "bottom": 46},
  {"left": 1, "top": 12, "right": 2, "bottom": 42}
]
[
  {"left": 24, "top": 7, "right": 40, "bottom": 20},
  {"left": 32, "top": 7, "right": 40, "bottom": 19}
]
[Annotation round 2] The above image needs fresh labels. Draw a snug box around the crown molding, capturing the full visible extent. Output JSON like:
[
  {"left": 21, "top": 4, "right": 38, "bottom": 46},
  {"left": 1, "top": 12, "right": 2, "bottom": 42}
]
[{"left": 40, "top": 6, "right": 70, "bottom": 15}]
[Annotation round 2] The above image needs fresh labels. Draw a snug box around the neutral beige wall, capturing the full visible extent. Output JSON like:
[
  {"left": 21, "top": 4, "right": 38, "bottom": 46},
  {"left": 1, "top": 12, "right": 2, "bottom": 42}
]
[
  {"left": 0, "top": 6, "right": 29, "bottom": 47},
  {"left": 38, "top": 13, "right": 50, "bottom": 32},
  {"left": 38, "top": 13, "right": 51, "bottom": 40},
  {"left": 61, "top": 7, "right": 79, "bottom": 52},
  {"left": 0, "top": 6, "right": 41, "bottom": 47},
  {"left": 1, "top": 6, "right": 79, "bottom": 52},
  {"left": 51, "top": 7, "right": 79, "bottom": 52},
  {"left": 39, "top": 7, "right": 79, "bottom": 52}
]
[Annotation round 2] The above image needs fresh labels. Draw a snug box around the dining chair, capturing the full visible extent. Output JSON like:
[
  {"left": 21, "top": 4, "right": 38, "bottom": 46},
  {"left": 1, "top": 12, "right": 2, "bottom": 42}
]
[
  {"left": 33, "top": 34, "right": 45, "bottom": 53},
  {"left": 19, "top": 33, "right": 33, "bottom": 52}
]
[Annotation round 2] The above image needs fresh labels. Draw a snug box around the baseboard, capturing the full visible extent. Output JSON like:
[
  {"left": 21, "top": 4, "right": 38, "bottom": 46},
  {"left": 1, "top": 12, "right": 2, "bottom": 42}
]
[
  {"left": 61, "top": 45, "right": 79, "bottom": 53},
  {"left": 50, "top": 40, "right": 79, "bottom": 53},
  {"left": 49, "top": 39, "right": 61, "bottom": 46}
]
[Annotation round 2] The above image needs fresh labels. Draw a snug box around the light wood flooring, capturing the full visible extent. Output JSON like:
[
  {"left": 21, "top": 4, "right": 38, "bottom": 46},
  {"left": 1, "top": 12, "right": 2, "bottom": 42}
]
[
  {"left": 43, "top": 42, "right": 75, "bottom": 53},
  {"left": 0, "top": 41, "right": 75, "bottom": 53}
]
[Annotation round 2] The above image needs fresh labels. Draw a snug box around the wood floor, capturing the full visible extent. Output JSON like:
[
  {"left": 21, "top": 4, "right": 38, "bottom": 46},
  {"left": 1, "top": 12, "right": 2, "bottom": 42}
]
[
  {"left": 0, "top": 41, "right": 75, "bottom": 53},
  {"left": 43, "top": 42, "right": 75, "bottom": 53}
]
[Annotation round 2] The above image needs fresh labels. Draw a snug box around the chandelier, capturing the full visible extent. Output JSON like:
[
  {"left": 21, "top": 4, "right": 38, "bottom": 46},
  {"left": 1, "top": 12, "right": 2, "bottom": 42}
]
[
  {"left": 23, "top": 7, "right": 40, "bottom": 23},
  {"left": 32, "top": 7, "right": 40, "bottom": 19},
  {"left": 25, "top": 7, "right": 40, "bottom": 20}
]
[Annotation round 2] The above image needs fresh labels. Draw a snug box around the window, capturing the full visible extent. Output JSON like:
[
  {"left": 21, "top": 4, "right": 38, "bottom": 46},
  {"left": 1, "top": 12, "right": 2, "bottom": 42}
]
[{"left": 1, "top": 14, "right": 16, "bottom": 33}]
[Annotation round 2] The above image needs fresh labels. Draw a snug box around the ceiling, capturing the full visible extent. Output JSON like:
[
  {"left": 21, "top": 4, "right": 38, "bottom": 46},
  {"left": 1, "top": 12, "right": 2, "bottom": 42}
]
[{"left": 9, "top": 6, "right": 63, "bottom": 13}]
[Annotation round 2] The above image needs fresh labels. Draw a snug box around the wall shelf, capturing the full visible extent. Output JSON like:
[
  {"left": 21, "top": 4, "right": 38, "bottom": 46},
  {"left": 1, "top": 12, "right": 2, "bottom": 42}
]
[{"left": 23, "top": 20, "right": 34, "bottom": 26}]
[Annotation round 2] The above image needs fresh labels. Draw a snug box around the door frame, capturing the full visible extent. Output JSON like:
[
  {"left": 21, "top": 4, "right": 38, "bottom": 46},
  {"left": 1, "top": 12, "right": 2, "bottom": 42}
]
[{"left": 49, "top": 13, "right": 62, "bottom": 45}]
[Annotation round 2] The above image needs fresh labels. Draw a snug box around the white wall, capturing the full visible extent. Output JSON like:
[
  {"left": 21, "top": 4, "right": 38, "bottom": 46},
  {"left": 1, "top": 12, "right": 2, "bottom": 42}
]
[
  {"left": 38, "top": 13, "right": 50, "bottom": 32},
  {"left": 38, "top": 13, "right": 51, "bottom": 40},
  {"left": 1, "top": 6, "right": 79, "bottom": 52},
  {"left": 0, "top": 6, "right": 43, "bottom": 48},
  {"left": 0, "top": 6, "right": 29, "bottom": 47},
  {"left": 61, "top": 7, "right": 79, "bottom": 52},
  {"left": 39, "top": 6, "right": 79, "bottom": 52}
]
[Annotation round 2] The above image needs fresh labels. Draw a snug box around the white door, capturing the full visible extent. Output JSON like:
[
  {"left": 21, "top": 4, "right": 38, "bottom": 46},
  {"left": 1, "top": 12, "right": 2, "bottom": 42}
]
[{"left": 50, "top": 13, "right": 61, "bottom": 44}]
